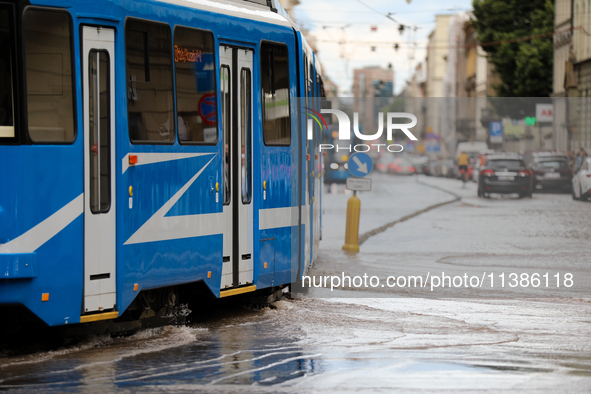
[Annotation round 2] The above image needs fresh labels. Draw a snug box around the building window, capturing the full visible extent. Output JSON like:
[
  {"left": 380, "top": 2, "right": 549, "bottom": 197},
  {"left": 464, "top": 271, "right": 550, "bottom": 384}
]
[
  {"left": 126, "top": 19, "right": 174, "bottom": 143},
  {"left": 174, "top": 26, "right": 217, "bottom": 144},
  {"left": 24, "top": 8, "right": 75, "bottom": 143},
  {"left": 261, "top": 42, "right": 290, "bottom": 146}
]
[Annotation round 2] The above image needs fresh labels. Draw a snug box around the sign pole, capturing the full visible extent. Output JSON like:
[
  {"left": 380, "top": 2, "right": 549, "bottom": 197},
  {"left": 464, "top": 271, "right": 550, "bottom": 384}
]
[
  {"left": 342, "top": 152, "right": 373, "bottom": 253},
  {"left": 342, "top": 191, "right": 361, "bottom": 252}
]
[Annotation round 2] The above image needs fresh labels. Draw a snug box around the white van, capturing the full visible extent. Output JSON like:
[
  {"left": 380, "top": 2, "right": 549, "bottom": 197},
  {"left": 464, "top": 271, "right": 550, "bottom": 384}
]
[{"left": 456, "top": 142, "right": 489, "bottom": 160}]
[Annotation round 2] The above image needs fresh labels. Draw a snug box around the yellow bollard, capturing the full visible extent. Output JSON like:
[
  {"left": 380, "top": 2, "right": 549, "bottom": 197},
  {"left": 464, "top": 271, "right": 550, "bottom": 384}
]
[{"left": 342, "top": 191, "right": 361, "bottom": 252}]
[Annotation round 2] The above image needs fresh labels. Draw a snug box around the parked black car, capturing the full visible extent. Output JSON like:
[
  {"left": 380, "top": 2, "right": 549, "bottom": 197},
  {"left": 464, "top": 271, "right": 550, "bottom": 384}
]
[
  {"left": 526, "top": 153, "right": 573, "bottom": 193},
  {"left": 478, "top": 154, "right": 533, "bottom": 198}
]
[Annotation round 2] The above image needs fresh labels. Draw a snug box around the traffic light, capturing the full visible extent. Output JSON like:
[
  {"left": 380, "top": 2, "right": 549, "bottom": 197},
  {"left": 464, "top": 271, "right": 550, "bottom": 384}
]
[{"left": 373, "top": 80, "right": 393, "bottom": 97}]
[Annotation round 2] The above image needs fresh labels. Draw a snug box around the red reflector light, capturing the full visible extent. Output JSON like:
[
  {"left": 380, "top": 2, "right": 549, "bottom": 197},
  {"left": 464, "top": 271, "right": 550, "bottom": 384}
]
[
  {"left": 129, "top": 155, "right": 138, "bottom": 165},
  {"left": 481, "top": 169, "right": 493, "bottom": 176},
  {"left": 410, "top": 166, "right": 415, "bottom": 172},
  {"left": 518, "top": 170, "right": 531, "bottom": 177},
  {"left": 586, "top": 174, "right": 591, "bottom": 178}
]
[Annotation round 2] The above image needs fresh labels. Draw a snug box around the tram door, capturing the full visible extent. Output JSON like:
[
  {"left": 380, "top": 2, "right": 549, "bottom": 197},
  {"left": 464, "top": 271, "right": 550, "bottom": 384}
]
[
  {"left": 82, "top": 27, "right": 116, "bottom": 312},
  {"left": 219, "top": 46, "right": 254, "bottom": 289}
]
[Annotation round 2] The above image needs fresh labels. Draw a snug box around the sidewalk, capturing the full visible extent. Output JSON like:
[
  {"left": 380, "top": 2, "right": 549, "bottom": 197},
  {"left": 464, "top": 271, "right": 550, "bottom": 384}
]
[{"left": 320, "top": 174, "right": 456, "bottom": 252}]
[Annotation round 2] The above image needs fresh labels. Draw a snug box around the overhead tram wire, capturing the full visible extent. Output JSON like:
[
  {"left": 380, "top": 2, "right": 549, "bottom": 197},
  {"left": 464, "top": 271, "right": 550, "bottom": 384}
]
[
  {"left": 351, "top": 0, "right": 421, "bottom": 33},
  {"left": 311, "top": 25, "right": 585, "bottom": 85},
  {"left": 352, "top": 0, "right": 400, "bottom": 25},
  {"left": 299, "top": 0, "right": 422, "bottom": 82},
  {"left": 294, "top": 7, "right": 470, "bottom": 15},
  {"left": 305, "top": 10, "right": 584, "bottom": 96},
  {"left": 298, "top": 19, "right": 433, "bottom": 28},
  {"left": 312, "top": 26, "right": 591, "bottom": 52}
]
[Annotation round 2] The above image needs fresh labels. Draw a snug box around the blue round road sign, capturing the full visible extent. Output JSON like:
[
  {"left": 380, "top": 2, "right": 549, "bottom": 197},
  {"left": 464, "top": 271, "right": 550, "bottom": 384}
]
[{"left": 347, "top": 152, "right": 373, "bottom": 178}]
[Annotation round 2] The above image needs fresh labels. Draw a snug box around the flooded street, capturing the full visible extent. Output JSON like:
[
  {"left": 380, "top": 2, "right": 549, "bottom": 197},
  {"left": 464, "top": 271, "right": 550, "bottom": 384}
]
[{"left": 1, "top": 175, "right": 591, "bottom": 392}]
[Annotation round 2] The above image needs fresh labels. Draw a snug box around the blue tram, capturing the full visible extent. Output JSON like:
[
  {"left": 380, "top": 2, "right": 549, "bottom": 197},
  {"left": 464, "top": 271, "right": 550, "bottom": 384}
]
[
  {"left": 323, "top": 123, "right": 350, "bottom": 185},
  {"left": 0, "top": 0, "right": 324, "bottom": 327}
]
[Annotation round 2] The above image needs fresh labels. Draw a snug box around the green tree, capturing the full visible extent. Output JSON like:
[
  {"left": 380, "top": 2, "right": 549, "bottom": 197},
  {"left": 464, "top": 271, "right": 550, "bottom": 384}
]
[{"left": 472, "top": 0, "right": 554, "bottom": 97}]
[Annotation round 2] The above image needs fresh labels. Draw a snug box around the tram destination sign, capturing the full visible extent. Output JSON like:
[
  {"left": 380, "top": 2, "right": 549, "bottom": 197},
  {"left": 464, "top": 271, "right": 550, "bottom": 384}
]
[{"left": 346, "top": 177, "right": 372, "bottom": 191}]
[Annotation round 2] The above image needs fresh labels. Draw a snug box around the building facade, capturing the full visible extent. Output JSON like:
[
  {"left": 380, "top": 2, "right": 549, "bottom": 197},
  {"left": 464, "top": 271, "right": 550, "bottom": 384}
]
[
  {"left": 424, "top": 14, "right": 452, "bottom": 155},
  {"left": 352, "top": 65, "right": 395, "bottom": 134},
  {"left": 553, "top": 0, "right": 591, "bottom": 152},
  {"left": 572, "top": 0, "right": 591, "bottom": 152},
  {"left": 552, "top": 0, "right": 572, "bottom": 152},
  {"left": 412, "top": 13, "right": 497, "bottom": 157}
]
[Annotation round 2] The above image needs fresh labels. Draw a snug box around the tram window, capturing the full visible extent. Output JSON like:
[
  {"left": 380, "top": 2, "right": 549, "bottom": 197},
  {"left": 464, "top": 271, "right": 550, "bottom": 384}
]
[
  {"left": 174, "top": 27, "right": 217, "bottom": 144},
  {"left": 126, "top": 19, "right": 174, "bottom": 143},
  {"left": 241, "top": 68, "right": 251, "bottom": 204},
  {"left": 89, "top": 50, "right": 111, "bottom": 213},
  {"left": 0, "top": 7, "right": 14, "bottom": 139},
  {"left": 316, "top": 74, "right": 321, "bottom": 97},
  {"left": 308, "top": 62, "right": 314, "bottom": 97},
  {"left": 318, "top": 75, "right": 326, "bottom": 98},
  {"left": 261, "top": 42, "right": 290, "bottom": 146},
  {"left": 24, "top": 9, "right": 75, "bottom": 143},
  {"left": 303, "top": 55, "right": 309, "bottom": 99},
  {"left": 221, "top": 66, "right": 231, "bottom": 205}
]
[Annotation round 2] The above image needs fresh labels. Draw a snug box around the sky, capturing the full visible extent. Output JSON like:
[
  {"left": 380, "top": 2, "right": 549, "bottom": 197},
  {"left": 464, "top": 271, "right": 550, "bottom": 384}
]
[{"left": 293, "top": 0, "right": 475, "bottom": 95}]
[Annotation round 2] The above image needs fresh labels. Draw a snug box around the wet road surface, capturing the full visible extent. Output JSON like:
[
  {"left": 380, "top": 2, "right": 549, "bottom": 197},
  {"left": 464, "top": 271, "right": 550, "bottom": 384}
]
[{"left": 1, "top": 174, "right": 590, "bottom": 392}]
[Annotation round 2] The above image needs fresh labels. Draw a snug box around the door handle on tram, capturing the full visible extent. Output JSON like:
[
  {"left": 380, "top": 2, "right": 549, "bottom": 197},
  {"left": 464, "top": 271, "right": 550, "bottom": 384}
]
[{"left": 241, "top": 254, "right": 251, "bottom": 260}]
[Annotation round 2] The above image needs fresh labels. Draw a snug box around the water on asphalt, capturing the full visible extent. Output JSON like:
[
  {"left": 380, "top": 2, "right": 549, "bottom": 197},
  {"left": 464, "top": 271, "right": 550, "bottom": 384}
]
[{"left": 1, "top": 174, "right": 590, "bottom": 392}]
